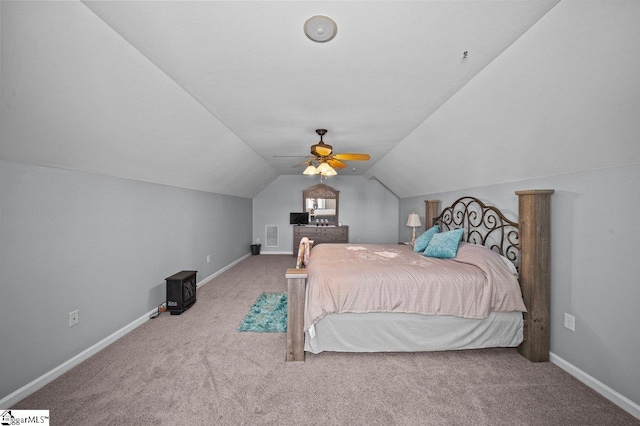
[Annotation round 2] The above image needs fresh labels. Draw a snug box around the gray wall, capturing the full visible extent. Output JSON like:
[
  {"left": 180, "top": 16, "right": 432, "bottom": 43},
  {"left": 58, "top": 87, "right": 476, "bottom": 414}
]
[
  {"left": 0, "top": 160, "right": 252, "bottom": 400},
  {"left": 253, "top": 175, "right": 399, "bottom": 253},
  {"left": 400, "top": 163, "right": 640, "bottom": 408}
]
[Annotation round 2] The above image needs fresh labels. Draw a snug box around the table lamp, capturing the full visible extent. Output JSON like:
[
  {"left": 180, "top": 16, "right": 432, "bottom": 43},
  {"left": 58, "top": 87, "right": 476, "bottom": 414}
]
[{"left": 406, "top": 213, "right": 421, "bottom": 242}]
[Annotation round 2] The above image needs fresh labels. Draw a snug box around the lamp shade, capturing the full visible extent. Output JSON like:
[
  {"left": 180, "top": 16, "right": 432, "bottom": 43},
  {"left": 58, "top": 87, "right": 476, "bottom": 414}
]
[
  {"left": 303, "top": 164, "right": 319, "bottom": 175},
  {"left": 321, "top": 165, "right": 337, "bottom": 176},
  {"left": 406, "top": 213, "right": 421, "bottom": 227},
  {"left": 316, "top": 162, "right": 332, "bottom": 174},
  {"left": 316, "top": 162, "right": 337, "bottom": 176}
]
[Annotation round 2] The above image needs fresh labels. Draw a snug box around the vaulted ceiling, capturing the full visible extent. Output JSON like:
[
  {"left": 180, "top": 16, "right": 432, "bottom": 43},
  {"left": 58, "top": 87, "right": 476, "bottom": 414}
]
[{"left": 2, "top": 1, "right": 639, "bottom": 198}]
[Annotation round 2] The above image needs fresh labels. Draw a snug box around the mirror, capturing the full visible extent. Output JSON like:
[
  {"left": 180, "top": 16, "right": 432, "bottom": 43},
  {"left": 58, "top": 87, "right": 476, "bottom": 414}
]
[{"left": 303, "top": 184, "right": 339, "bottom": 225}]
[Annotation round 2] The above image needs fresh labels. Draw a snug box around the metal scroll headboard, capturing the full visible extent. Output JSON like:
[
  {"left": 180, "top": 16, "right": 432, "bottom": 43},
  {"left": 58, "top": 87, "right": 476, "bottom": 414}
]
[{"left": 433, "top": 196, "right": 520, "bottom": 268}]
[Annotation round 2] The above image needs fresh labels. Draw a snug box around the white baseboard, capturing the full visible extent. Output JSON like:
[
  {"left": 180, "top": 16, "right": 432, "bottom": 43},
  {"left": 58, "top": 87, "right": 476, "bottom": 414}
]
[
  {"left": 259, "top": 251, "right": 294, "bottom": 255},
  {"left": 0, "top": 307, "right": 156, "bottom": 409},
  {"left": 0, "top": 254, "right": 251, "bottom": 409},
  {"left": 197, "top": 253, "right": 251, "bottom": 288},
  {"left": 550, "top": 352, "right": 640, "bottom": 420}
]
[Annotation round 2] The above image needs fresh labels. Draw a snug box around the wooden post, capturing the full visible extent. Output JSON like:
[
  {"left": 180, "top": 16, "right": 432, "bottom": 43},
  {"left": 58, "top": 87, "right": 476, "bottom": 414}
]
[
  {"left": 516, "top": 190, "right": 554, "bottom": 362},
  {"left": 286, "top": 268, "right": 307, "bottom": 362},
  {"left": 424, "top": 200, "right": 440, "bottom": 230}
]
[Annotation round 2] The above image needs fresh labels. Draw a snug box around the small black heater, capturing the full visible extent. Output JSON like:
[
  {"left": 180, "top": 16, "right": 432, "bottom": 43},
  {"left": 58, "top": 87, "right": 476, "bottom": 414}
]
[{"left": 165, "top": 270, "right": 197, "bottom": 315}]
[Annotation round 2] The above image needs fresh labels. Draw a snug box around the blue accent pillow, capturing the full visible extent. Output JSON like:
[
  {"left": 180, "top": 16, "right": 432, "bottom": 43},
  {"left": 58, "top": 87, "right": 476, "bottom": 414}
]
[
  {"left": 423, "top": 228, "right": 464, "bottom": 259},
  {"left": 413, "top": 225, "right": 440, "bottom": 252}
]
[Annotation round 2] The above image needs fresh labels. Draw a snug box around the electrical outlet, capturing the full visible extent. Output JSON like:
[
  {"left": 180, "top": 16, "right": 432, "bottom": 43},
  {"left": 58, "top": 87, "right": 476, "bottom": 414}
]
[
  {"left": 69, "top": 310, "right": 79, "bottom": 327},
  {"left": 206, "top": 255, "right": 211, "bottom": 263},
  {"left": 564, "top": 313, "right": 575, "bottom": 332}
]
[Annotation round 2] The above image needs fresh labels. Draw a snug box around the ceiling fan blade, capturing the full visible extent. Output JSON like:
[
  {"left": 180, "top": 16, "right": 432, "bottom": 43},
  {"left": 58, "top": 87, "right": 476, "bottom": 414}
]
[
  {"left": 327, "top": 159, "right": 348, "bottom": 169},
  {"left": 294, "top": 159, "right": 314, "bottom": 168},
  {"left": 333, "top": 153, "right": 371, "bottom": 161}
]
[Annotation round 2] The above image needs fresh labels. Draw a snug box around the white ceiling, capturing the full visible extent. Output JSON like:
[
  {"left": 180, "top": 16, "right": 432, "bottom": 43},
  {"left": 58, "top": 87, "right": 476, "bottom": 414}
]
[{"left": 2, "top": 1, "right": 639, "bottom": 198}]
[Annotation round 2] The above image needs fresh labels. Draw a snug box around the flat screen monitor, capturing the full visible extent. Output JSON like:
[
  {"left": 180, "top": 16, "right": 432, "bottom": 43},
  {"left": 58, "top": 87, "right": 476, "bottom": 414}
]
[{"left": 289, "top": 212, "right": 309, "bottom": 225}]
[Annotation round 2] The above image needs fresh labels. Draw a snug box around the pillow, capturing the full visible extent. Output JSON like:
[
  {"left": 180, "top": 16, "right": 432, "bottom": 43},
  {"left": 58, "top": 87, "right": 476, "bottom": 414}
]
[
  {"left": 423, "top": 228, "right": 464, "bottom": 259},
  {"left": 499, "top": 254, "right": 519, "bottom": 276},
  {"left": 413, "top": 225, "right": 440, "bottom": 252}
]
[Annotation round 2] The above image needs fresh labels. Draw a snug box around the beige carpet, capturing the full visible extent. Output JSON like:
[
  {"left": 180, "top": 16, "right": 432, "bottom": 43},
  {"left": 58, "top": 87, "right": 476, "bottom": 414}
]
[{"left": 15, "top": 254, "right": 639, "bottom": 425}]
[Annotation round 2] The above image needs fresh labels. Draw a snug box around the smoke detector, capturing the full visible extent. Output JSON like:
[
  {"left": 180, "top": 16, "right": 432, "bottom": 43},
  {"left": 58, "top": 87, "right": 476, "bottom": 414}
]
[{"left": 304, "top": 15, "right": 337, "bottom": 43}]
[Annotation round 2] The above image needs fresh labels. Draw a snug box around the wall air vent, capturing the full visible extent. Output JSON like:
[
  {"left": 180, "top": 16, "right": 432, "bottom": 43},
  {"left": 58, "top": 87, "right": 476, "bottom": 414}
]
[{"left": 265, "top": 225, "right": 279, "bottom": 248}]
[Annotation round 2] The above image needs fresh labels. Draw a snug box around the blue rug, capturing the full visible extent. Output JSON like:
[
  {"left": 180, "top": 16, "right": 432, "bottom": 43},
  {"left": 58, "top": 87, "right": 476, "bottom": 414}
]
[{"left": 238, "top": 292, "right": 287, "bottom": 332}]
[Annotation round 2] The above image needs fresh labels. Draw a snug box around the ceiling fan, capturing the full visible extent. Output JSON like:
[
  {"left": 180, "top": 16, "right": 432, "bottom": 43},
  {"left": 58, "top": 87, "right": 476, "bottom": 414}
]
[{"left": 277, "top": 129, "right": 370, "bottom": 176}]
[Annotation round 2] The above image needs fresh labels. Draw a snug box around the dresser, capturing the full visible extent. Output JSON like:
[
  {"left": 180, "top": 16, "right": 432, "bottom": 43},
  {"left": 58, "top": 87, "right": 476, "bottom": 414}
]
[{"left": 293, "top": 225, "right": 349, "bottom": 254}]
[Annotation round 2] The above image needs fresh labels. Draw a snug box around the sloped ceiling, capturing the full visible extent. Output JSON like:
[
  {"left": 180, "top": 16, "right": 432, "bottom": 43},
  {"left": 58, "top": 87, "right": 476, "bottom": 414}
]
[
  {"left": 366, "top": 0, "right": 640, "bottom": 197},
  {"left": 2, "top": 1, "right": 639, "bottom": 198}
]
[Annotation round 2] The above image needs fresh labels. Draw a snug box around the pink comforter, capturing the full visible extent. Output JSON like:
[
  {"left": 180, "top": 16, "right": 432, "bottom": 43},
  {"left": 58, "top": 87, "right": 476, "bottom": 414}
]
[{"left": 304, "top": 243, "right": 527, "bottom": 331}]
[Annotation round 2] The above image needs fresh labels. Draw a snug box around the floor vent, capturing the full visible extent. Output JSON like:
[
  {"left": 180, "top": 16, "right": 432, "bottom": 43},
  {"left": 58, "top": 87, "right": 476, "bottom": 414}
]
[{"left": 265, "top": 225, "right": 279, "bottom": 247}]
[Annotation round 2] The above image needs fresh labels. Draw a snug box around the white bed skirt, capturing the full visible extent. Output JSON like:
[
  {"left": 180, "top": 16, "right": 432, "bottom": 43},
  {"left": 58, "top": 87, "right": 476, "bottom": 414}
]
[{"left": 304, "top": 311, "right": 523, "bottom": 354}]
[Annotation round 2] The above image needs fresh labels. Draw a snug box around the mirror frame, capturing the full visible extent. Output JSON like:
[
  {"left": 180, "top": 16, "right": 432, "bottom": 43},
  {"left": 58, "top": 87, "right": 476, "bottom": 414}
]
[{"left": 303, "top": 183, "right": 339, "bottom": 225}]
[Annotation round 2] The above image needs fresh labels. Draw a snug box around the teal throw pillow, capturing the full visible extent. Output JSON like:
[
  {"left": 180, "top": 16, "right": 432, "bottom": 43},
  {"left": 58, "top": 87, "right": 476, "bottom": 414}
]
[
  {"left": 423, "top": 228, "right": 464, "bottom": 259},
  {"left": 413, "top": 225, "right": 440, "bottom": 252}
]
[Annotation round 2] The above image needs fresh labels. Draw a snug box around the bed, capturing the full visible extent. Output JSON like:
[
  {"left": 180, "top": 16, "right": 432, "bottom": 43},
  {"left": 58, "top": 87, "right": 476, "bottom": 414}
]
[{"left": 285, "top": 190, "right": 554, "bottom": 363}]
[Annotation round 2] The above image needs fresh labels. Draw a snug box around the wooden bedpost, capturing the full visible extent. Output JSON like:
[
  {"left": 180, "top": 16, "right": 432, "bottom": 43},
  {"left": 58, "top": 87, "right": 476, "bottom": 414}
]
[
  {"left": 424, "top": 200, "right": 440, "bottom": 230},
  {"left": 516, "top": 190, "right": 554, "bottom": 362},
  {"left": 286, "top": 268, "right": 307, "bottom": 362}
]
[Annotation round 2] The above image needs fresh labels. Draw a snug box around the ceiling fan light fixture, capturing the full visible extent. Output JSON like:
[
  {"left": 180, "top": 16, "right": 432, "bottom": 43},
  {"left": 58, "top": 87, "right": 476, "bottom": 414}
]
[
  {"left": 311, "top": 129, "right": 332, "bottom": 156},
  {"left": 317, "top": 162, "right": 336, "bottom": 176},
  {"left": 297, "top": 128, "right": 368, "bottom": 176},
  {"left": 321, "top": 166, "right": 337, "bottom": 177},
  {"left": 311, "top": 143, "right": 333, "bottom": 157},
  {"left": 303, "top": 164, "right": 319, "bottom": 175},
  {"left": 316, "top": 162, "right": 332, "bottom": 174}
]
